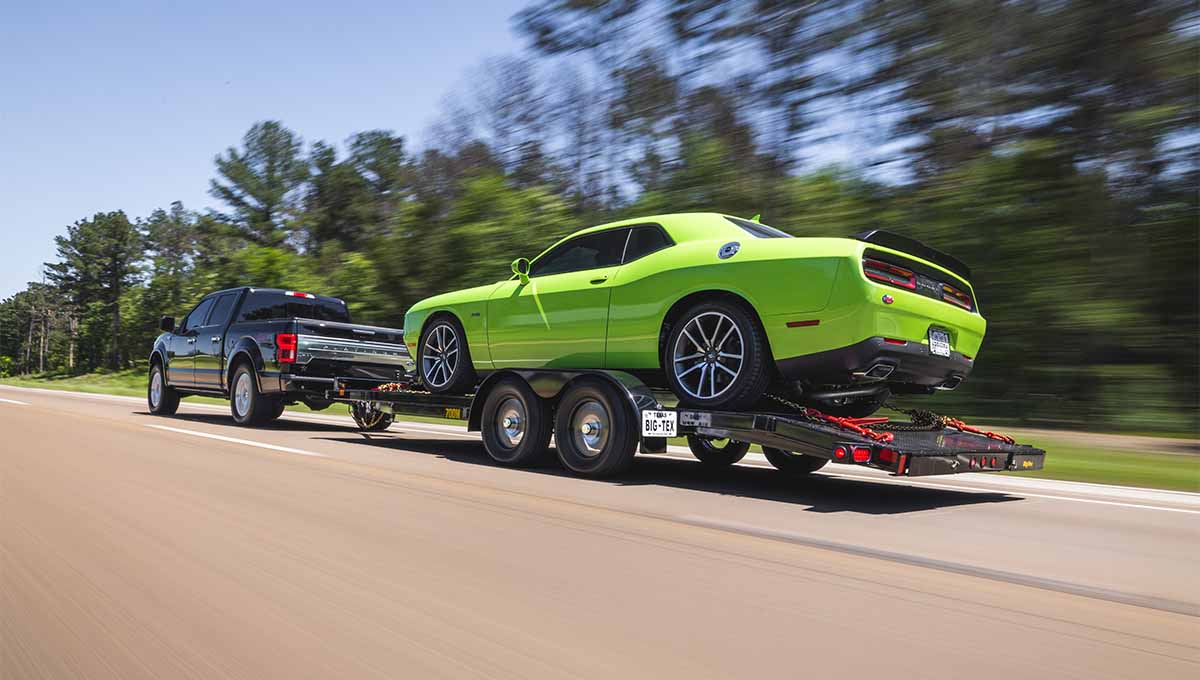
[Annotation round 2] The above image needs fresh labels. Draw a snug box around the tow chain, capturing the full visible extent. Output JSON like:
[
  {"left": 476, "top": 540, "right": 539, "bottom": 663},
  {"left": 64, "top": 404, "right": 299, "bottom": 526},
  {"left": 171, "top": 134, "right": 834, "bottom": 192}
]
[{"left": 764, "top": 393, "right": 1014, "bottom": 445}]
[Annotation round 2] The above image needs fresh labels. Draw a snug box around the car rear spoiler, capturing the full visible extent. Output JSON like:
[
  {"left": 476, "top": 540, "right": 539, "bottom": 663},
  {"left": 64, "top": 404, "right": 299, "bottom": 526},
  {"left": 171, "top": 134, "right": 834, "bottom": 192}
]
[{"left": 852, "top": 230, "right": 972, "bottom": 281}]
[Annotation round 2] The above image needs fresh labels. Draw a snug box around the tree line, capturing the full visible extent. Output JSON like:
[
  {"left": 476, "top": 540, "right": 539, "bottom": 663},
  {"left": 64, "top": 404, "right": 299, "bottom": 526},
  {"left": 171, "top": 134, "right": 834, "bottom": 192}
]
[{"left": 1, "top": 0, "right": 1195, "bottom": 432}]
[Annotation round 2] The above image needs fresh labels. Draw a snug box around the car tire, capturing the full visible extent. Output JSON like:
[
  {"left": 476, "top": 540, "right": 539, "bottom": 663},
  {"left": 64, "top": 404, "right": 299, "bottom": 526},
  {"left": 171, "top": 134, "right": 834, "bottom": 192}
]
[
  {"left": 554, "top": 379, "right": 638, "bottom": 478},
  {"left": 686, "top": 436, "right": 750, "bottom": 467},
  {"left": 230, "top": 363, "right": 273, "bottom": 426},
  {"left": 480, "top": 378, "right": 552, "bottom": 466},
  {"left": 419, "top": 315, "right": 477, "bottom": 394},
  {"left": 665, "top": 299, "right": 771, "bottom": 410},
  {"left": 762, "top": 447, "right": 829, "bottom": 475},
  {"left": 147, "top": 362, "right": 180, "bottom": 415}
]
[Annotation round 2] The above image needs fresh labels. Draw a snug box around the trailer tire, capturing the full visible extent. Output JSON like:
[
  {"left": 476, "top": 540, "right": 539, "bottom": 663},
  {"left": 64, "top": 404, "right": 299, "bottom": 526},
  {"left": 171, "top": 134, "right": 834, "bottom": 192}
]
[
  {"left": 147, "top": 363, "right": 180, "bottom": 415},
  {"left": 230, "top": 364, "right": 274, "bottom": 426},
  {"left": 480, "top": 378, "right": 552, "bottom": 466},
  {"left": 763, "top": 447, "right": 828, "bottom": 475},
  {"left": 351, "top": 403, "right": 394, "bottom": 432},
  {"left": 554, "top": 380, "right": 638, "bottom": 478},
  {"left": 687, "top": 436, "right": 750, "bottom": 467}
]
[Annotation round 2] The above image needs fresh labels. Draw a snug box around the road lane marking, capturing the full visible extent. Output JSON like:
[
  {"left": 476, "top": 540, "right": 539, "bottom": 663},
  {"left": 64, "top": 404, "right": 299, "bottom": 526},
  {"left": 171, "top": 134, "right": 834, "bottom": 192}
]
[
  {"left": 145, "top": 424, "right": 327, "bottom": 458},
  {"left": 0, "top": 397, "right": 29, "bottom": 405}
]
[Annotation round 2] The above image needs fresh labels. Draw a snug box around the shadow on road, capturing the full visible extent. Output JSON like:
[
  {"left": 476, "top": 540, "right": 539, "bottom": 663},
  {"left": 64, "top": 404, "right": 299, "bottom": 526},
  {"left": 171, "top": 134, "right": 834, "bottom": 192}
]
[
  {"left": 139, "top": 411, "right": 351, "bottom": 433},
  {"left": 319, "top": 432, "right": 1021, "bottom": 516}
]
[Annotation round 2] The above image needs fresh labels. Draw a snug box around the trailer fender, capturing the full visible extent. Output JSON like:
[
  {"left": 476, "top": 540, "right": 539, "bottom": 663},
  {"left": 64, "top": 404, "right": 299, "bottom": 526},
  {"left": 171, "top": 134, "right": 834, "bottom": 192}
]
[{"left": 467, "top": 369, "right": 659, "bottom": 432}]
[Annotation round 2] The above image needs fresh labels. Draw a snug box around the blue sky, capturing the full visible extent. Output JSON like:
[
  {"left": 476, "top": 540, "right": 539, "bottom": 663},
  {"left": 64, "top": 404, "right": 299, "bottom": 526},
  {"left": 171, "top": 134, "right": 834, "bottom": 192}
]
[{"left": 0, "top": 0, "right": 526, "bottom": 298}]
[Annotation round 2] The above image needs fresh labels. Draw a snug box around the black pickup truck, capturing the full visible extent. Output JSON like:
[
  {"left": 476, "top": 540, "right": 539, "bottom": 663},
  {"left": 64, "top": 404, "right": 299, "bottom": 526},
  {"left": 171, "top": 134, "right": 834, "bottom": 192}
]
[{"left": 148, "top": 287, "right": 410, "bottom": 425}]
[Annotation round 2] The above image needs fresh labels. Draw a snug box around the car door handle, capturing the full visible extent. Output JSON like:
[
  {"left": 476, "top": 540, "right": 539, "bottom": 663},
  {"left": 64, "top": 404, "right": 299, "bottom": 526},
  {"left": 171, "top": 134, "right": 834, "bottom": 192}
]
[
  {"left": 186, "top": 338, "right": 196, "bottom": 344},
  {"left": 211, "top": 336, "right": 221, "bottom": 343},
  {"left": 590, "top": 276, "right": 608, "bottom": 284}
]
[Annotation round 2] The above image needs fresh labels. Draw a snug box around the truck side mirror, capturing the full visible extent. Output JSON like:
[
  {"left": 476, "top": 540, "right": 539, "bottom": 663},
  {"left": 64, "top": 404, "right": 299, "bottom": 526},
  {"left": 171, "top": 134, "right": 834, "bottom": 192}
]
[
  {"left": 160, "top": 316, "right": 175, "bottom": 332},
  {"left": 511, "top": 258, "right": 531, "bottom": 284}
]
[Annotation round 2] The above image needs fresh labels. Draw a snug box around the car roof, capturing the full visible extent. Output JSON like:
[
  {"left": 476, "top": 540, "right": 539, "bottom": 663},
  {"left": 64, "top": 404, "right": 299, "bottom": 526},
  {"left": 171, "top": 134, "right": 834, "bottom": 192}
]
[
  {"left": 202, "top": 287, "right": 344, "bottom": 303},
  {"left": 536, "top": 213, "right": 746, "bottom": 257}
]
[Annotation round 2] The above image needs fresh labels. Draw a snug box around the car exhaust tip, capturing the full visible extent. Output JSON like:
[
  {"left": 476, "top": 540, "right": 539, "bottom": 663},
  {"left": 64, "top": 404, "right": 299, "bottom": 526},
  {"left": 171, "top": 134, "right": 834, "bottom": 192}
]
[
  {"left": 853, "top": 363, "right": 895, "bottom": 381},
  {"left": 936, "top": 375, "right": 963, "bottom": 391}
]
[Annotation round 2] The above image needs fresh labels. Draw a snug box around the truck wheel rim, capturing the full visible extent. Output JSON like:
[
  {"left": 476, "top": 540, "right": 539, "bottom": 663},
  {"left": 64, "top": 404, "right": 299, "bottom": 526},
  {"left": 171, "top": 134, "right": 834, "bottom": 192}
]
[
  {"left": 673, "top": 311, "right": 743, "bottom": 400},
  {"left": 150, "top": 370, "right": 162, "bottom": 408},
  {"left": 495, "top": 397, "right": 526, "bottom": 449},
  {"left": 570, "top": 399, "right": 609, "bottom": 458},
  {"left": 422, "top": 324, "right": 459, "bottom": 388},
  {"left": 234, "top": 373, "right": 251, "bottom": 417}
]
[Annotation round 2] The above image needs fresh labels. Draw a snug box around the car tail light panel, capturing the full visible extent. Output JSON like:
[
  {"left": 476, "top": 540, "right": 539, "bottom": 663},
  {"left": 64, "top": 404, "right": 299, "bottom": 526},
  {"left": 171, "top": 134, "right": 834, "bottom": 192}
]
[
  {"left": 942, "top": 283, "right": 973, "bottom": 311},
  {"left": 276, "top": 333, "right": 298, "bottom": 363},
  {"left": 863, "top": 258, "right": 916, "bottom": 290}
]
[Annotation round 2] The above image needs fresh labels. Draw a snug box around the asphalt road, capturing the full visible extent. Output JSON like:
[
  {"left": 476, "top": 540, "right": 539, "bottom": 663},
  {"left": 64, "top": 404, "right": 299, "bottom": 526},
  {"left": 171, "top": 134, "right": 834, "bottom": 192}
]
[{"left": 2, "top": 385, "right": 1197, "bottom": 679}]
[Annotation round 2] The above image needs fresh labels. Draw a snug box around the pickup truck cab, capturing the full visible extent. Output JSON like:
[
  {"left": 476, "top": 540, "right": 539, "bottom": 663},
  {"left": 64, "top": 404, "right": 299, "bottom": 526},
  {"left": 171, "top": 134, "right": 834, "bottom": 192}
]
[{"left": 148, "top": 287, "right": 411, "bottom": 425}]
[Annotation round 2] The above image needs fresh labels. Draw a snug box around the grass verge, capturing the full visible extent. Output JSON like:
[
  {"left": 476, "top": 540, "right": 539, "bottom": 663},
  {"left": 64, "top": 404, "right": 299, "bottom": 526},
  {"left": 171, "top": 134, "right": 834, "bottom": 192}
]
[{"left": 2, "top": 370, "right": 1196, "bottom": 493}]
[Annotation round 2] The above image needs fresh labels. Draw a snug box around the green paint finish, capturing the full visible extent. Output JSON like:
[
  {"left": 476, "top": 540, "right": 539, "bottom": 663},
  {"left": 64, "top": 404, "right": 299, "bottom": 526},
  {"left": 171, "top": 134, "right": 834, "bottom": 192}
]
[{"left": 404, "top": 212, "right": 985, "bottom": 375}]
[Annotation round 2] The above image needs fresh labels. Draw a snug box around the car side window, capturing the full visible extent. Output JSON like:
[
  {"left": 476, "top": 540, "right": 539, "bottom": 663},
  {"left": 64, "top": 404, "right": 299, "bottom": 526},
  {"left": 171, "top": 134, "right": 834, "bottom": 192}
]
[
  {"left": 238, "top": 292, "right": 287, "bottom": 321},
  {"left": 531, "top": 228, "right": 630, "bottom": 278},
  {"left": 622, "top": 225, "right": 672, "bottom": 263},
  {"left": 203, "top": 293, "right": 237, "bottom": 328},
  {"left": 180, "top": 298, "right": 215, "bottom": 333}
]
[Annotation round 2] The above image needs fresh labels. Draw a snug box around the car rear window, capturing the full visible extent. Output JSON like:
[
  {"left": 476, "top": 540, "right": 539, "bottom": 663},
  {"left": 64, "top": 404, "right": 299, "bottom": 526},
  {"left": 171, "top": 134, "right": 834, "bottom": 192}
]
[
  {"left": 725, "top": 216, "right": 793, "bottom": 239},
  {"left": 238, "top": 292, "right": 351, "bottom": 323}
]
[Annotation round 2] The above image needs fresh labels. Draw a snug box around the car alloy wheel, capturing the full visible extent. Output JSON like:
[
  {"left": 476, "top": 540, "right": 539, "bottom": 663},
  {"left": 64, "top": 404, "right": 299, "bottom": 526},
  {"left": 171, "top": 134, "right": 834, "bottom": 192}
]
[
  {"left": 672, "top": 311, "right": 745, "bottom": 400},
  {"left": 422, "top": 323, "right": 459, "bottom": 389}
]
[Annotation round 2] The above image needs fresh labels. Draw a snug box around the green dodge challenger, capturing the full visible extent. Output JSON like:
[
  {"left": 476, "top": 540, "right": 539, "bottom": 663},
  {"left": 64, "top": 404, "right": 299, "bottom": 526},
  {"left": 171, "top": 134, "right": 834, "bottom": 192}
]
[{"left": 404, "top": 212, "right": 984, "bottom": 414}]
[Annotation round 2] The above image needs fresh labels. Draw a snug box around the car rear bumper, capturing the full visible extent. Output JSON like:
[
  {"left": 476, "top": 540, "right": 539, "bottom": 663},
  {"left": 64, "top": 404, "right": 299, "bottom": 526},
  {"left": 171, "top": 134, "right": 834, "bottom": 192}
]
[{"left": 775, "top": 335, "right": 974, "bottom": 388}]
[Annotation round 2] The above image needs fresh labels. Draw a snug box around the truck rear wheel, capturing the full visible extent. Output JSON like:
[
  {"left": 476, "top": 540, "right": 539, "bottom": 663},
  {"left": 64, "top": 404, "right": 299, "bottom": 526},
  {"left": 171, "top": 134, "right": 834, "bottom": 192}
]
[
  {"left": 554, "top": 380, "right": 638, "bottom": 478},
  {"left": 686, "top": 436, "right": 750, "bottom": 467},
  {"left": 480, "top": 378, "right": 552, "bottom": 466},
  {"left": 147, "top": 363, "right": 180, "bottom": 415},
  {"left": 763, "top": 447, "right": 828, "bottom": 475},
  {"left": 230, "top": 364, "right": 276, "bottom": 426}
]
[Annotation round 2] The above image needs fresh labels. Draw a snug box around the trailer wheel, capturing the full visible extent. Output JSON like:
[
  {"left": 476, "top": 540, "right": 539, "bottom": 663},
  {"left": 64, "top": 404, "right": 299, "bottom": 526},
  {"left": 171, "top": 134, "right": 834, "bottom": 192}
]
[
  {"left": 147, "top": 362, "right": 180, "bottom": 415},
  {"left": 762, "top": 447, "right": 828, "bottom": 475},
  {"left": 480, "top": 378, "right": 552, "bottom": 466},
  {"left": 686, "top": 436, "right": 750, "bottom": 467},
  {"left": 351, "top": 402, "right": 394, "bottom": 432},
  {"left": 554, "top": 380, "right": 638, "bottom": 478}
]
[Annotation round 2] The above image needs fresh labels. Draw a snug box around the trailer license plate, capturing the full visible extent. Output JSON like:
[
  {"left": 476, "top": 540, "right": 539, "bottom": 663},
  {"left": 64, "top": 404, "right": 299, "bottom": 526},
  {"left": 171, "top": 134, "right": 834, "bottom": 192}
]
[
  {"left": 641, "top": 410, "right": 677, "bottom": 438},
  {"left": 928, "top": 328, "right": 951, "bottom": 357}
]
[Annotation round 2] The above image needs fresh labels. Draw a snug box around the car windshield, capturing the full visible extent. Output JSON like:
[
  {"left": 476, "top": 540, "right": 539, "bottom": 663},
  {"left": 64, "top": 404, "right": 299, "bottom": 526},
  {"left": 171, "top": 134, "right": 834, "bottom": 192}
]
[
  {"left": 725, "top": 216, "right": 793, "bottom": 239},
  {"left": 238, "top": 292, "right": 351, "bottom": 323}
]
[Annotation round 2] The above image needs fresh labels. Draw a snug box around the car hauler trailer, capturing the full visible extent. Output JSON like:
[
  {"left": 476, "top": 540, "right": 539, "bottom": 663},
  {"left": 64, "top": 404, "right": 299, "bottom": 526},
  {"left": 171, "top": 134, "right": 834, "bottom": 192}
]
[{"left": 327, "top": 368, "right": 1045, "bottom": 479}]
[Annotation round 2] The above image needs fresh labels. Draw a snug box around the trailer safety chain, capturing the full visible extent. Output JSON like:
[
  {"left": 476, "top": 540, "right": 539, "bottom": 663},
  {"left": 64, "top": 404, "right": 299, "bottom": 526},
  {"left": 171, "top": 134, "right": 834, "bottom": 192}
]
[{"left": 764, "top": 393, "right": 1015, "bottom": 445}]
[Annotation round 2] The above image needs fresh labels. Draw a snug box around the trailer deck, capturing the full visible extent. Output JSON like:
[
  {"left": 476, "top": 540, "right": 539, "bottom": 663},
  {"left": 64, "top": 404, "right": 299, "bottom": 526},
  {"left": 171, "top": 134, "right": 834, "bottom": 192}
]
[{"left": 328, "top": 369, "right": 1045, "bottom": 478}]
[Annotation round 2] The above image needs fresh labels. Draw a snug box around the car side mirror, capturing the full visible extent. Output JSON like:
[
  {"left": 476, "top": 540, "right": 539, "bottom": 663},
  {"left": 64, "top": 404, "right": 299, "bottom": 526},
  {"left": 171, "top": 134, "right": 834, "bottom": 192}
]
[
  {"left": 160, "top": 316, "right": 175, "bottom": 333},
  {"left": 511, "top": 258, "right": 531, "bottom": 284}
]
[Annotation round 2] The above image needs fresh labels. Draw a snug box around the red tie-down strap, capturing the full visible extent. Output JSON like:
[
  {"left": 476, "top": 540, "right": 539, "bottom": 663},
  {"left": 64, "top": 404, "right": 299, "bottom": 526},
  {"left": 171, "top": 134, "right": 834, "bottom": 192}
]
[
  {"left": 941, "top": 417, "right": 1016, "bottom": 445},
  {"left": 373, "top": 382, "right": 409, "bottom": 392},
  {"left": 800, "top": 407, "right": 896, "bottom": 443}
]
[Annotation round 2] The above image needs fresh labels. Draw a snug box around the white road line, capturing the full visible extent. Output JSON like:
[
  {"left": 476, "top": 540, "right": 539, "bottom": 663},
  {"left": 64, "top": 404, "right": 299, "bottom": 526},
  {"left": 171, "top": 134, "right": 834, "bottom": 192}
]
[
  {"left": 0, "top": 397, "right": 29, "bottom": 405},
  {"left": 145, "top": 424, "right": 327, "bottom": 458}
]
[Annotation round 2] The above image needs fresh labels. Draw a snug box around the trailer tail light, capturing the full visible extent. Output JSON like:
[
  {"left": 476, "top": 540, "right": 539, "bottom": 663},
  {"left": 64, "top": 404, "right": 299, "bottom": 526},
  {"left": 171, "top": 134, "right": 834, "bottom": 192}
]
[
  {"left": 942, "top": 283, "right": 973, "bottom": 311},
  {"left": 286, "top": 291, "right": 316, "bottom": 299},
  {"left": 276, "top": 333, "right": 298, "bottom": 363},
  {"left": 863, "top": 258, "right": 916, "bottom": 290},
  {"left": 852, "top": 446, "right": 872, "bottom": 463},
  {"left": 877, "top": 447, "right": 897, "bottom": 464},
  {"left": 833, "top": 446, "right": 848, "bottom": 461}
]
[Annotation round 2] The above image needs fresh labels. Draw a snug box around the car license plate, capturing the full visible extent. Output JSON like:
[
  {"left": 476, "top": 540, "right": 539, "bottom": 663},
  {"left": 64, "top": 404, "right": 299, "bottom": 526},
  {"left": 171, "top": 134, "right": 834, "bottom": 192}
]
[
  {"left": 641, "top": 410, "right": 677, "bottom": 438},
  {"left": 928, "top": 328, "right": 951, "bottom": 357}
]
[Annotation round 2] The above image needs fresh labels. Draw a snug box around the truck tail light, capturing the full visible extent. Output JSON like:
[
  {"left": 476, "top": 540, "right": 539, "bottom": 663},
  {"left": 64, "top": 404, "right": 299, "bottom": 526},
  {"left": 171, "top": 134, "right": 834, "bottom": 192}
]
[
  {"left": 276, "top": 333, "right": 298, "bottom": 363},
  {"left": 285, "top": 291, "right": 316, "bottom": 299}
]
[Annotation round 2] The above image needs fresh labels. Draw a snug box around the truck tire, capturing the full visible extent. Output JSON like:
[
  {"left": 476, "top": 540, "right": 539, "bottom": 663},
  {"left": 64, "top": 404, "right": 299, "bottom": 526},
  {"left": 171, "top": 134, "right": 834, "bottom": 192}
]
[
  {"left": 419, "top": 315, "right": 477, "bottom": 395},
  {"left": 686, "top": 436, "right": 750, "bottom": 467},
  {"left": 263, "top": 399, "right": 286, "bottom": 423},
  {"left": 665, "top": 299, "right": 771, "bottom": 411},
  {"left": 230, "top": 363, "right": 275, "bottom": 426},
  {"left": 763, "top": 447, "right": 829, "bottom": 475},
  {"left": 480, "top": 378, "right": 552, "bottom": 466},
  {"left": 147, "top": 362, "right": 180, "bottom": 415},
  {"left": 554, "top": 379, "right": 638, "bottom": 478}
]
